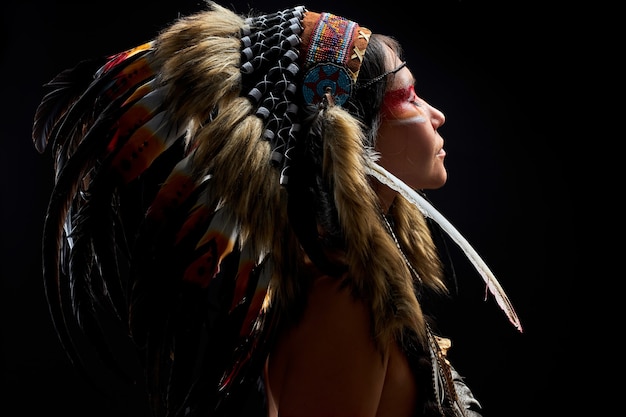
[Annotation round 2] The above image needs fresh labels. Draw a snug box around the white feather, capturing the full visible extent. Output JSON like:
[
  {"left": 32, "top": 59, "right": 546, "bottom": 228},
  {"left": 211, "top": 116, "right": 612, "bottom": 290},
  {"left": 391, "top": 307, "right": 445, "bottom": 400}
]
[{"left": 367, "top": 162, "right": 523, "bottom": 333}]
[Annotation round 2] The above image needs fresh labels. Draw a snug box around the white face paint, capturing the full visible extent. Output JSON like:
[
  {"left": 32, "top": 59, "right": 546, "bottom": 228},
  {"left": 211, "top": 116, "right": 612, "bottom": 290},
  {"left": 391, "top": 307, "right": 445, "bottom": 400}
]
[{"left": 385, "top": 115, "right": 426, "bottom": 126}]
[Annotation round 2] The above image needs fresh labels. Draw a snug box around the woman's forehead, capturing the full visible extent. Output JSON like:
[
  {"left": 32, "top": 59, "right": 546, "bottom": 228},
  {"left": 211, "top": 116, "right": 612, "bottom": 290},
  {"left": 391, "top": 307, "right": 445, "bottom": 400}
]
[
  {"left": 388, "top": 66, "right": 414, "bottom": 91},
  {"left": 381, "top": 47, "right": 413, "bottom": 88}
]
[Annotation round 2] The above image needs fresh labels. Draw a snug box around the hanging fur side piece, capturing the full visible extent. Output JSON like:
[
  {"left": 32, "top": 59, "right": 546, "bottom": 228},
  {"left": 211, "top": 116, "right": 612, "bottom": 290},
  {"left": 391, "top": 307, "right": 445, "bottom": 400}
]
[
  {"left": 387, "top": 195, "right": 448, "bottom": 295},
  {"left": 320, "top": 104, "right": 429, "bottom": 348},
  {"left": 367, "top": 162, "right": 523, "bottom": 333}
]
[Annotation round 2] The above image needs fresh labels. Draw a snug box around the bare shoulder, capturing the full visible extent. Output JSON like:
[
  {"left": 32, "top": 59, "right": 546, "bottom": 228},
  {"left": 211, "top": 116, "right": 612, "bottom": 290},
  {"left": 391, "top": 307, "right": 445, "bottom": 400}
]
[{"left": 267, "top": 275, "right": 387, "bottom": 416}]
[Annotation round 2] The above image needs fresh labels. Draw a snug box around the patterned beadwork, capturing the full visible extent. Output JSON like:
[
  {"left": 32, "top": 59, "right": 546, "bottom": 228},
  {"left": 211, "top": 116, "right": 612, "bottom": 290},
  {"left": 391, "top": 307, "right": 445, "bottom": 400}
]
[{"left": 304, "top": 13, "right": 356, "bottom": 68}]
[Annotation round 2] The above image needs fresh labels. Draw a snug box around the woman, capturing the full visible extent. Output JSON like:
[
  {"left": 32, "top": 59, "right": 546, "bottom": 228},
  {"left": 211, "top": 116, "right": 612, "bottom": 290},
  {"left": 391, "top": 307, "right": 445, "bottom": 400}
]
[
  {"left": 265, "top": 33, "right": 452, "bottom": 417},
  {"left": 32, "top": 2, "right": 520, "bottom": 416}
]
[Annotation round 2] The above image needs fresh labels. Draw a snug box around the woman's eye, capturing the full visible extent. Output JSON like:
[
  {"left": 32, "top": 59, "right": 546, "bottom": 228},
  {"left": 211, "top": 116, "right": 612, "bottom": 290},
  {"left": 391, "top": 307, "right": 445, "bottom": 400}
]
[
  {"left": 409, "top": 95, "right": 421, "bottom": 107},
  {"left": 407, "top": 87, "right": 421, "bottom": 106}
]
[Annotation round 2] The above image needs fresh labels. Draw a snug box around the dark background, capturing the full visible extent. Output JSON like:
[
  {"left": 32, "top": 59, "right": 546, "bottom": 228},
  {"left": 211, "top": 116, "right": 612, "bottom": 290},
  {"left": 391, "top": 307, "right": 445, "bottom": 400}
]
[{"left": 2, "top": 0, "right": 589, "bottom": 415}]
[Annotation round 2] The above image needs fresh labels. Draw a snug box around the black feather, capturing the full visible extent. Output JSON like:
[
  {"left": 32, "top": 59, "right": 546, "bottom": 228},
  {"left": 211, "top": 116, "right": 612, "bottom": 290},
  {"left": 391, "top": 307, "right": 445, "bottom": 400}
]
[
  {"left": 32, "top": 59, "right": 105, "bottom": 154},
  {"left": 48, "top": 48, "right": 155, "bottom": 165},
  {"left": 41, "top": 71, "right": 158, "bottom": 382}
]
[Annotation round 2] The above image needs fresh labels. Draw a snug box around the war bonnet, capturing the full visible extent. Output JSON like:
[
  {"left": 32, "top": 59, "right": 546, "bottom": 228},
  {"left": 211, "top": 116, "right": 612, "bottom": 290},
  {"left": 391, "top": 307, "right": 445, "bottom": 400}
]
[{"left": 32, "top": 1, "right": 521, "bottom": 412}]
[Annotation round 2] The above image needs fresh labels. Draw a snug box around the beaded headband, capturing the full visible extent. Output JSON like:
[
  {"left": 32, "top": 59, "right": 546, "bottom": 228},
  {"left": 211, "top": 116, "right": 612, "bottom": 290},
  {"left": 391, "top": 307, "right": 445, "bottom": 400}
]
[{"left": 300, "top": 12, "right": 371, "bottom": 106}]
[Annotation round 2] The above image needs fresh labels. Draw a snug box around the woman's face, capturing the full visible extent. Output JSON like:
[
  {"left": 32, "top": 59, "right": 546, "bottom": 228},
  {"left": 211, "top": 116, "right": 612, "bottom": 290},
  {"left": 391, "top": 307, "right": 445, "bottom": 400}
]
[{"left": 374, "top": 51, "right": 447, "bottom": 207}]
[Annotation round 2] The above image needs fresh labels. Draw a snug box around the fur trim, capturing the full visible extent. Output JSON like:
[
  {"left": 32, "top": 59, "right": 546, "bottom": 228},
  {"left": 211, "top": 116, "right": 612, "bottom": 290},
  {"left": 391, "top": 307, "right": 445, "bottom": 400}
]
[
  {"left": 321, "top": 104, "right": 428, "bottom": 348},
  {"left": 154, "top": 2, "right": 244, "bottom": 126},
  {"left": 390, "top": 195, "right": 447, "bottom": 294}
]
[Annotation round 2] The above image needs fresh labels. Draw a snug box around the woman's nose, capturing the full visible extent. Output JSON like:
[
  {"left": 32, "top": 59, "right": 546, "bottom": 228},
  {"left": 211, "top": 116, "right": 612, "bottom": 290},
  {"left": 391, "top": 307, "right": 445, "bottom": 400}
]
[{"left": 429, "top": 104, "right": 445, "bottom": 129}]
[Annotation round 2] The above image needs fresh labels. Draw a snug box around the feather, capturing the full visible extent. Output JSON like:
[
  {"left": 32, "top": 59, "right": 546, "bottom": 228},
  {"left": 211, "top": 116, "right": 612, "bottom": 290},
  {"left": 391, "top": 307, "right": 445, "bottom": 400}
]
[
  {"left": 217, "top": 255, "right": 272, "bottom": 395},
  {"left": 108, "top": 110, "right": 188, "bottom": 184},
  {"left": 32, "top": 59, "right": 105, "bottom": 153},
  {"left": 39, "top": 47, "right": 164, "bottom": 379},
  {"left": 68, "top": 174, "right": 128, "bottom": 323},
  {"left": 32, "top": 41, "right": 154, "bottom": 155},
  {"left": 229, "top": 244, "right": 258, "bottom": 316},
  {"left": 41, "top": 99, "right": 136, "bottom": 378},
  {"left": 231, "top": 243, "right": 271, "bottom": 337},
  {"left": 367, "top": 161, "right": 523, "bottom": 333},
  {"left": 106, "top": 80, "right": 165, "bottom": 153},
  {"left": 144, "top": 153, "right": 205, "bottom": 223},
  {"left": 47, "top": 46, "right": 157, "bottom": 160},
  {"left": 183, "top": 207, "right": 239, "bottom": 288}
]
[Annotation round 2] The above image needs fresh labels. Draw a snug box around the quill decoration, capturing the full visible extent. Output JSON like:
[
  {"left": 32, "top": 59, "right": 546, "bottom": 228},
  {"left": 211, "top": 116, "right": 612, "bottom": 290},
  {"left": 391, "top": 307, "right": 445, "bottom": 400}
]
[{"left": 367, "top": 162, "right": 523, "bottom": 333}]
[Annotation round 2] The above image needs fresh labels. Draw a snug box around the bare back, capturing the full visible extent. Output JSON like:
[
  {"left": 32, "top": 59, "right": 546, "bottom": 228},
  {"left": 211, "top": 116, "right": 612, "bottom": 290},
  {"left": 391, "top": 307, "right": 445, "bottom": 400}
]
[{"left": 265, "top": 274, "right": 418, "bottom": 417}]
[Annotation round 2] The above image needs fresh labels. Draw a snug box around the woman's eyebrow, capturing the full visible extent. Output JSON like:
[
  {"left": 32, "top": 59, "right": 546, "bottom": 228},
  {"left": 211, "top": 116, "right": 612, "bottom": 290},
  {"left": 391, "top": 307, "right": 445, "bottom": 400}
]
[{"left": 405, "top": 71, "right": 416, "bottom": 89}]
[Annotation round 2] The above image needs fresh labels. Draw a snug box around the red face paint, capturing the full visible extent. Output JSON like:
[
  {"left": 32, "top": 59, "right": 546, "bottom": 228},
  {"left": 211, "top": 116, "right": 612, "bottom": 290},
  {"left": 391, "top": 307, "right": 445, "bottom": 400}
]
[{"left": 381, "top": 85, "right": 416, "bottom": 119}]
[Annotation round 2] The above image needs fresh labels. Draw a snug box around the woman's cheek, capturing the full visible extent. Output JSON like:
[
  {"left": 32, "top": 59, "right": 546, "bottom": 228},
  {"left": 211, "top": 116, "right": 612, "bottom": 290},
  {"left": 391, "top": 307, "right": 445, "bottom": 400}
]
[{"left": 376, "top": 123, "right": 407, "bottom": 155}]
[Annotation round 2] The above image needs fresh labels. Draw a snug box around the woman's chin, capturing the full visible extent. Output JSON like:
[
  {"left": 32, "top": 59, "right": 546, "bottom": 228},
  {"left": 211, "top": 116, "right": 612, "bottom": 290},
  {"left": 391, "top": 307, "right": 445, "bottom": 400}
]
[{"left": 409, "top": 173, "right": 447, "bottom": 191}]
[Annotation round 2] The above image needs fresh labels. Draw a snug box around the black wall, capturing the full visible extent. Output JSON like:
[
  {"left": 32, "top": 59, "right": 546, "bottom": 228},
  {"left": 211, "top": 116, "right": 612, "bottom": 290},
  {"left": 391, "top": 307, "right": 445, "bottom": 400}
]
[{"left": 3, "top": 1, "right": 586, "bottom": 415}]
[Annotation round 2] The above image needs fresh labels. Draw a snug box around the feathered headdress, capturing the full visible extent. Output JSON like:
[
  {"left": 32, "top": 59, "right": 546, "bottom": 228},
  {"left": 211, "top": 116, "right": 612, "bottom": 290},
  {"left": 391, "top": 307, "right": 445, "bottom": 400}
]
[{"left": 32, "top": 2, "right": 521, "bottom": 415}]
